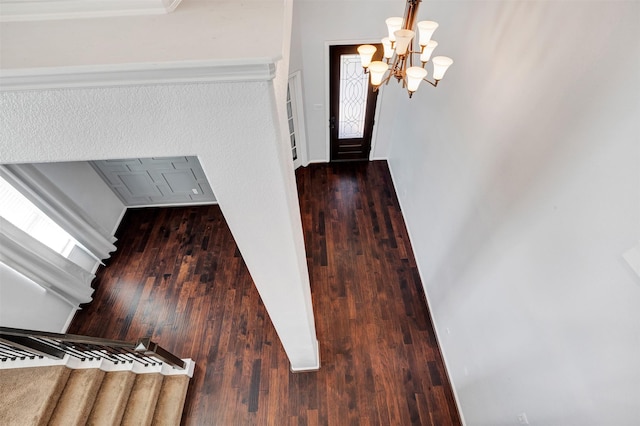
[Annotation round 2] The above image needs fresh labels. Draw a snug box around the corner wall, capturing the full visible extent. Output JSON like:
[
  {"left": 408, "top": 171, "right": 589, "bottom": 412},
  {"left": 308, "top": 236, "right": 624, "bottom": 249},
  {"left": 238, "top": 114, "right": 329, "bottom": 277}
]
[
  {"left": 387, "top": 1, "right": 640, "bottom": 424},
  {"left": 1, "top": 0, "right": 319, "bottom": 370},
  {"left": 0, "top": 79, "right": 319, "bottom": 369}
]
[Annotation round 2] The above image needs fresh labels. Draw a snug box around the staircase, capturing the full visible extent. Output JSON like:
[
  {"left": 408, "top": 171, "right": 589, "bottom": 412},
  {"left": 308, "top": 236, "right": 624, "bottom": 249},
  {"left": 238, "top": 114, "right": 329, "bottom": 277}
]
[{"left": 0, "top": 327, "right": 194, "bottom": 426}]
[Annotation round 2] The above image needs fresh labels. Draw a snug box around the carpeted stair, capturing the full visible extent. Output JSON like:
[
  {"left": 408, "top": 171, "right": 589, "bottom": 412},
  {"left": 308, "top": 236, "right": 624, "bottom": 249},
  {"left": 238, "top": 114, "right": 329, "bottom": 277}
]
[{"left": 0, "top": 364, "right": 191, "bottom": 426}]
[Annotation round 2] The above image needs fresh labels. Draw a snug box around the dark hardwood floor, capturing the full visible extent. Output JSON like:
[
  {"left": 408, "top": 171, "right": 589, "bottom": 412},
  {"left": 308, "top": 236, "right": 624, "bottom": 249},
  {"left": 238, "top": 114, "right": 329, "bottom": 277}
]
[{"left": 68, "top": 160, "right": 461, "bottom": 425}]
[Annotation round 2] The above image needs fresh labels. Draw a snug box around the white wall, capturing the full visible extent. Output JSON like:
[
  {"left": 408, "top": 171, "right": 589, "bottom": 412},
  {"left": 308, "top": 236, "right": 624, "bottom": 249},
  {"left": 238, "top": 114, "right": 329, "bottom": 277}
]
[
  {"left": 32, "top": 162, "right": 125, "bottom": 237},
  {"left": 0, "top": 262, "right": 76, "bottom": 332},
  {"left": 268, "top": 0, "right": 320, "bottom": 369},
  {"left": 0, "top": 0, "right": 320, "bottom": 370},
  {"left": 0, "top": 0, "right": 284, "bottom": 69},
  {"left": 1, "top": 84, "right": 320, "bottom": 370},
  {"left": 387, "top": 1, "right": 640, "bottom": 424}
]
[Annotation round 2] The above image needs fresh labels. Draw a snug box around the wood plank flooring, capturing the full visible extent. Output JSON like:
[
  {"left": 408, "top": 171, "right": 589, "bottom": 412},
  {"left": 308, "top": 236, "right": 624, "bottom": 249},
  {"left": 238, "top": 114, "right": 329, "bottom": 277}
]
[{"left": 68, "top": 160, "right": 461, "bottom": 425}]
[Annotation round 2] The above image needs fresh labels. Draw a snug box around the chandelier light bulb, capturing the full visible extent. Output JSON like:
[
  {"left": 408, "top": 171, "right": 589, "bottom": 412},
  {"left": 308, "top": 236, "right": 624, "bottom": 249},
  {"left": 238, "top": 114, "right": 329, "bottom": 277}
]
[
  {"left": 420, "top": 40, "right": 438, "bottom": 63},
  {"left": 406, "top": 67, "right": 427, "bottom": 93},
  {"left": 357, "top": 44, "right": 377, "bottom": 68},
  {"left": 432, "top": 56, "right": 453, "bottom": 80},
  {"left": 357, "top": 1, "right": 453, "bottom": 98},
  {"left": 381, "top": 37, "right": 394, "bottom": 59},
  {"left": 368, "top": 61, "right": 389, "bottom": 86},
  {"left": 417, "top": 21, "right": 439, "bottom": 46},
  {"left": 393, "top": 29, "right": 414, "bottom": 55},
  {"left": 385, "top": 17, "right": 403, "bottom": 42}
]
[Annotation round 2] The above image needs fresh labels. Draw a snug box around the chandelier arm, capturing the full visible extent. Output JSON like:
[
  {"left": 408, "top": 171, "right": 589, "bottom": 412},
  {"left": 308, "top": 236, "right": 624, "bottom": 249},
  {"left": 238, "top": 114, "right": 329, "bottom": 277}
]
[
  {"left": 373, "top": 72, "right": 394, "bottom": 92},
  {"left": 358, "top": 0, "right": 452, "bottom": 99},
  {"left": 390, "top": 56, "right": 403, "bottom": 80},
  {"left": 409, "top": 44, "right": 414, "bottom": 67},
  {"left": 422, "top": 78, "right": 439, "bottom": 88}
]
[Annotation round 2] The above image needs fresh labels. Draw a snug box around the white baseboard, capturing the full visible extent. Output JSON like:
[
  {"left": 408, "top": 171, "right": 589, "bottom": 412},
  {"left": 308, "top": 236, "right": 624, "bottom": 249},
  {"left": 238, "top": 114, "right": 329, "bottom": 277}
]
[
  {"left": 289, "top": 340, "right": 321, "bottom": 373},
  {"left": 386, "top": 160, "right": 466, "bottom": 426}
]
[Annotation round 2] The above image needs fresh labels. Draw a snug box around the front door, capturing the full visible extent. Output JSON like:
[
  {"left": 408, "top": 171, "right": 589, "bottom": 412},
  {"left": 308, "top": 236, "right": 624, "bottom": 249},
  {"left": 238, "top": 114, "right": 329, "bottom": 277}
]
[{"left": 329, "top": 44, "right": 382, "bottom": 162}]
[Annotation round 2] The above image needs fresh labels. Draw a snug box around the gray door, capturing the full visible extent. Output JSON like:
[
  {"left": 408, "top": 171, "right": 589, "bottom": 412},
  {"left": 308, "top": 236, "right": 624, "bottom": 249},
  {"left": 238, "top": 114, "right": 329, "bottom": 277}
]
[{"left": 91, "top": 156, "right": 216, "bottom": 206}]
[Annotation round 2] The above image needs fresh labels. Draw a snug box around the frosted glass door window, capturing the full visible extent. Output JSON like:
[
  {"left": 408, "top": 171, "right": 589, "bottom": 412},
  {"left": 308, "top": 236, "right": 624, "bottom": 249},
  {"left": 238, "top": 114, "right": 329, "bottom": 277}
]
[
  {"left": 338, "top": 54, "right": 369, "bottom": 139},
  {"left": 329, "top": 44, "right": 380, "bottom": 161}
]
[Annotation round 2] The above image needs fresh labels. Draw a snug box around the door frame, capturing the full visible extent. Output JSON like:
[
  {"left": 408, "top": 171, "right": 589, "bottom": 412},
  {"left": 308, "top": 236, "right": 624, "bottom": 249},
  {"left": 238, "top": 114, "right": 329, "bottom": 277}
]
[
  {"left": 324, "top": 40, "right": 386, "bottom": 162},
  {"left": 288, "top": 71, "right": 308, "bottom": 168}
]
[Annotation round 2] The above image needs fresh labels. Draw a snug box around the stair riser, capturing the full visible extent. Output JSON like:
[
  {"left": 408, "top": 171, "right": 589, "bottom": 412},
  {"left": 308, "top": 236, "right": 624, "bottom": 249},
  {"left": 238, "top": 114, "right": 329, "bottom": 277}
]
[{"left": 0, "top": 360, "right": 193, "bottom": 426}]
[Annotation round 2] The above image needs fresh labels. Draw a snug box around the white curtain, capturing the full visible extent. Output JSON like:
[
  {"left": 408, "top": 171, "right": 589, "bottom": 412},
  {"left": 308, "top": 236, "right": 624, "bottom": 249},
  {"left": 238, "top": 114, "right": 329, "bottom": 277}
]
[
  {"left": 0, "top": 163, "right": 120, "bottom": 308},
  {"left": 0, "top": 164, "right": 116, "bottom": 260},
  {"left": 0, "top": 217, "right": 94, "bottom": 306}
]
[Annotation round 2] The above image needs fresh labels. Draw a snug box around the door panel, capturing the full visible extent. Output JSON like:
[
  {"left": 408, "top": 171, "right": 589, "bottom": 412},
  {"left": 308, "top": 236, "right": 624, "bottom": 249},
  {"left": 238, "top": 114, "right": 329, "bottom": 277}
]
[
  {"left": 91, "top": 156, "right": 216, "bottom": 206},
  {"left": 329, "top": 44, "right": 382, "bottom": 162}
]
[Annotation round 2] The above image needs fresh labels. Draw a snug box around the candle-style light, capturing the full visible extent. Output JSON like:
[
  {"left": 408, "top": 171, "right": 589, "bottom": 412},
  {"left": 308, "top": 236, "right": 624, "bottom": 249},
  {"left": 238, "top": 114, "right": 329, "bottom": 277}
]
[{"left": 357, "top": 0, "right": 453, "bottom": 98}]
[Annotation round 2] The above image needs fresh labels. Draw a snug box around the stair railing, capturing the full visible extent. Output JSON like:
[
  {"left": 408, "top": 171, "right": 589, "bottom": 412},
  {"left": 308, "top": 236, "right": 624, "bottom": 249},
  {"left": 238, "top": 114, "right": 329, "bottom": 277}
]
[{"left": 0, "top": 326, "right": 185, "bottom": 369}]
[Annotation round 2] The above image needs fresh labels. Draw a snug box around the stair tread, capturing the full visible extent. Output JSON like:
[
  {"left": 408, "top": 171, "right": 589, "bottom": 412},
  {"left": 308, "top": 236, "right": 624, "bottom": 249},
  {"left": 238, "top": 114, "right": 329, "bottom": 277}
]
[
  {"left": 86, "top": 370, "right": 136, "bottom": 426},
  {"left": 48, "top": 368, "right": 106, "bottom": 426},
  {"left": 1, "top": 363, "right": 191, "bottom": 426},
  {"left": 121, "top": 373, "right": 164, "bottom": 426},
  {"left": 0, "top": 365, "right": 70, "bottom": 426},
  {"left": 152, "top": 375, "right": 191, "bottom": 426}
]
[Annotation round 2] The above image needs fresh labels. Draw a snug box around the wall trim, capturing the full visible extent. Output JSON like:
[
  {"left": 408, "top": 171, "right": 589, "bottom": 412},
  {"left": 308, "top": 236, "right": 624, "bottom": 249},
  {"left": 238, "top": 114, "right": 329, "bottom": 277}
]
[
  {"left": 369, "top": 83, "right": 385, "bottom": 161},
  {"left": 126, "top": 201, "right": 218, "bottom": 209},
  {"left": 0, "top": 0, "right": 183, "bottom": 22},
  {"left": 0, "top": 60, "right": 278, "bottom": 91},
  {"left": 386, "top": 159, "right": 467, "bottom": 426},
  {"left": 289, "top": 339, "right": 321, "bottom": 373}
]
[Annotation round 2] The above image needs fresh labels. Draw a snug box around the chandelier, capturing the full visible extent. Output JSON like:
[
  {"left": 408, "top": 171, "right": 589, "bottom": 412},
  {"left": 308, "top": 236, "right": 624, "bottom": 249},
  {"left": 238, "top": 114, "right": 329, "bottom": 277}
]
[{"left": 357, "top": 0, "right": 453, "bottom": 98}]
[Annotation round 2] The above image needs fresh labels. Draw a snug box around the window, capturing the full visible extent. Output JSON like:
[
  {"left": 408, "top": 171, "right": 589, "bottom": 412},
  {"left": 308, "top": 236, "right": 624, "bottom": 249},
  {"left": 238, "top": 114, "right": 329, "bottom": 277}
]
[{"left": 0, "top": 175, "right": 78, "bottom": 257}]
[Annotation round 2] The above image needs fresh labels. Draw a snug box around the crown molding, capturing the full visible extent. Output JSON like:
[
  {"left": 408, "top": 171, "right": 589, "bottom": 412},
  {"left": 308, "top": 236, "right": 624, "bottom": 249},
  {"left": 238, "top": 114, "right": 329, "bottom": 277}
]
[
  {"left": 0, "top": 0, "right": 183, "bottom": 22},
  {"left": 0, "top": 60, "right": 279, "bottom": 91}
]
